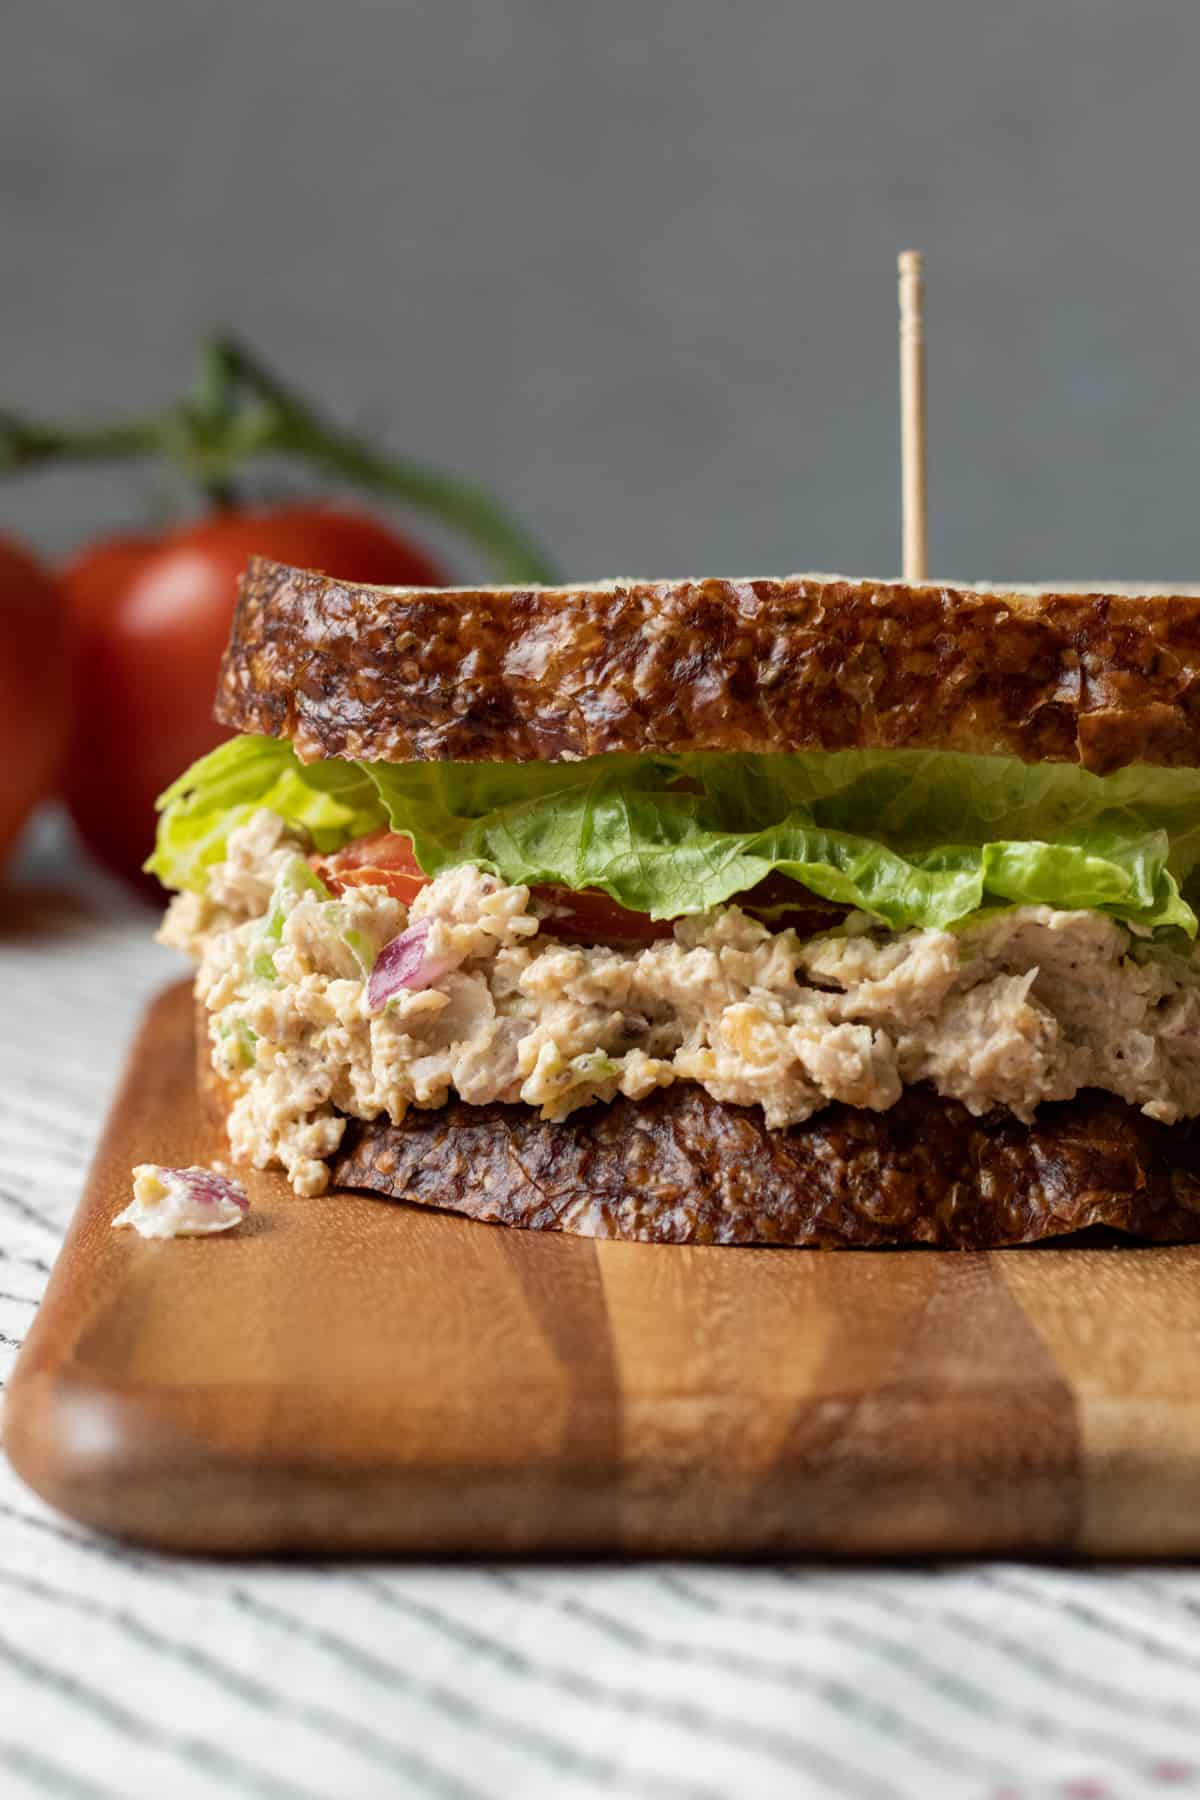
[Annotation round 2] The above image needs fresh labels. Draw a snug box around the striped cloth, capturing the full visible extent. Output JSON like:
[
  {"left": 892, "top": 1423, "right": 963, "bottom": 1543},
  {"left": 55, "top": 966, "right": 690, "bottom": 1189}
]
[{"left": 3, "top": 814, "right": 1200, "bottom": 1800}]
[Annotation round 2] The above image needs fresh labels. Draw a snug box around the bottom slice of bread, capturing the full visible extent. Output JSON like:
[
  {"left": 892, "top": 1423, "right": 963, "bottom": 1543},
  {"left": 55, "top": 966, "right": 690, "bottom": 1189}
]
[
  {"left": 332, "top": 1083, "right": 1200, "bottom": 1248},
  {"left": 198, "top": 997, "right": 1200, "bottom": 1247}
]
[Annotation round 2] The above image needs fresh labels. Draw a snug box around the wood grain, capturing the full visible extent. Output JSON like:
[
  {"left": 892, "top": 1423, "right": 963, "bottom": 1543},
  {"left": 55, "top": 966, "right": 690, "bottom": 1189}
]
[{"left": 7, "top": 979, "right": 1200, "bottom": 1556}]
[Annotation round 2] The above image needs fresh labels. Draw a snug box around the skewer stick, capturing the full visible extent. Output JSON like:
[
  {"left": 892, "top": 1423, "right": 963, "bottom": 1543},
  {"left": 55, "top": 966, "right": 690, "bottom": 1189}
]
[{"left": 898, "top": 250, "right": 928, "bottom": 583}]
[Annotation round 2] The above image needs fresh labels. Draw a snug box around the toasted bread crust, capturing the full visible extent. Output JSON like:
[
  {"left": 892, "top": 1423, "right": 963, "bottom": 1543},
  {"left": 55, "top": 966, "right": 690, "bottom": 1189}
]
[
  {"left": 216, "top": 559, "right": 1200, "bottom": 773},
  {"left": 196, "top": 999, "right": 1200, "bottom": 1246},
  {"left": 329, "top": 1084, "right": 1200, "bottom": 1248}
]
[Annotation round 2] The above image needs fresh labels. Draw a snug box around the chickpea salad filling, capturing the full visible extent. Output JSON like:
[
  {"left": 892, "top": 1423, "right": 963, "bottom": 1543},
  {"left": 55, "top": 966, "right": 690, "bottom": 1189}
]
[{"left": 161, "top": 808, "right": 1200, "bottom": 1197}]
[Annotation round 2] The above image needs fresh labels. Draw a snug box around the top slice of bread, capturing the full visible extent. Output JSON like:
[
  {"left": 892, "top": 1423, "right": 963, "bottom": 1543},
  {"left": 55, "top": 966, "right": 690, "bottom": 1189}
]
[{"left": 215, "top": 559, "right": 1200, "bottom": 773}]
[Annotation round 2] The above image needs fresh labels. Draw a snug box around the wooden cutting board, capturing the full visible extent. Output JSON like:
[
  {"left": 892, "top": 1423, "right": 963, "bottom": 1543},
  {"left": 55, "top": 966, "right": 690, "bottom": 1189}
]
[{"left": 8, "top": 978, "right": 1200, "bottom": 1557}]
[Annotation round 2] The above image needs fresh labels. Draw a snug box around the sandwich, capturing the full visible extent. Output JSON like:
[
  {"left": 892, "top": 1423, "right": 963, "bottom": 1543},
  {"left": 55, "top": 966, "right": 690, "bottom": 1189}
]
[{"left": 151, "top": 559, "right": 1200, "bottom": 1247}]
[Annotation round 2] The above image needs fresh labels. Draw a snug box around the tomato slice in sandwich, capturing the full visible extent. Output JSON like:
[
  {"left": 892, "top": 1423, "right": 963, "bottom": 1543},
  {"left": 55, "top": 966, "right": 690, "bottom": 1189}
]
[
  {"left": 315, "top": 834, "right": 847, "bottom": 947},
  {"left": 312, "top": 830, "right": 430, "bottom": 906},
  {"left": 313, "top": 832, "right": 672, "bottom": 944}
]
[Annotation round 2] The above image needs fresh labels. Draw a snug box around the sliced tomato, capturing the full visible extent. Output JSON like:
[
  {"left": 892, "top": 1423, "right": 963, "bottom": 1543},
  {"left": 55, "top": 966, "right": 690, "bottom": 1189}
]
[
  {"left": 318, "top": 830, "right": 423, "bottom": 873},
  {"left": 314, "top": 831, "right": 846, "bottom": 944},
  {"left": 736, "top": 872, "right": 849, "bottom": 937},
  {"left": 322, "top": 865, "right": 425, "bottom": 902},
  {"left": 313, "top": 831, "right": 429, "bottom": 904},
  {"left": 533, "top": 887, "right": 674, "bottom": 946},
  {"left": 543, "top": 875, "right": 847, "bottom": 943},
  {"left": 314, "top": 830, "right": 672, "bottom": 944}
]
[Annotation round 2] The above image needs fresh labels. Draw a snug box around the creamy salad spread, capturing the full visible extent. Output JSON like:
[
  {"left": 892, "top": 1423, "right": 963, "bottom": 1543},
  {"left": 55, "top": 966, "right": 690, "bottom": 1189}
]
[
  {"left": 113, "top": 1164, "right": 250, "bottom": 1237},
  {"left": 160, "top": 809, "right": 1200, "bottom": 1197}
]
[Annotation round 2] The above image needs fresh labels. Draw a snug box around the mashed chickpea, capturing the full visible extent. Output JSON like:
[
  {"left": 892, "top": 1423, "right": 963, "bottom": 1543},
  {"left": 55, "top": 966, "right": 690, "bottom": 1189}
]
[{"left": 161, "top": 810, "right": 1200, "bottom": 1195}]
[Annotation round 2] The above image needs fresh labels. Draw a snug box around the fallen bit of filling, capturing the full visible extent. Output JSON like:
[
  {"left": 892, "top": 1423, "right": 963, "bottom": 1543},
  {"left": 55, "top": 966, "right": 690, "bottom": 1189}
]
[
  {"left": 113, "top": 1163, "right": 250, "bottom": 1238},
  {"left": 161, "top": 809, "right": 1200, "bottom": 1197}
]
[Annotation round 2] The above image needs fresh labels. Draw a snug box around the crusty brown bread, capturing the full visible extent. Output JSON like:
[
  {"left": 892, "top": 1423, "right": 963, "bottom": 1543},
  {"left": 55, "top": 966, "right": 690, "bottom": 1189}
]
[
  {"left": 197, "top": 1001, "right": 1200, "bottom": 1247},
  {"left": 330, "top": 1086, "right": 1200, "bottom": 1248},
  {"left": 216, "top": 558, "right": 1200, "bottom": 773}
]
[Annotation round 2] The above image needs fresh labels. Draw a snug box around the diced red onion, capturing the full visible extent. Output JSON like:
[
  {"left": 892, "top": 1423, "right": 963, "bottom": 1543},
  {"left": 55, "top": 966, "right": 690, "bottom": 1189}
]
[
  {"left": 163, "top": 1167, "right": 250, "bottom": 1213},
  {"left": 366, "top": 921, "right": 456, "bottom": 1011}
]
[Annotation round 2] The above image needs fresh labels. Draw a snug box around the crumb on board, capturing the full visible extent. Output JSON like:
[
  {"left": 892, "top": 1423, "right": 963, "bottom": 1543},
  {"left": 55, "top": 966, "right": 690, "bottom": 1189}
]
[{"left": 112, "top": 1163, "right": 250, "bottom": 1240}]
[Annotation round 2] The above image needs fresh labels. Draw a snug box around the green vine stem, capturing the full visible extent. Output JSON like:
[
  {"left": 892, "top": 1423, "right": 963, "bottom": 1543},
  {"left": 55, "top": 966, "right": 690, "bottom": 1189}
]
[{"left": 0, "top": 333, "right": 560, "bottom": 584}]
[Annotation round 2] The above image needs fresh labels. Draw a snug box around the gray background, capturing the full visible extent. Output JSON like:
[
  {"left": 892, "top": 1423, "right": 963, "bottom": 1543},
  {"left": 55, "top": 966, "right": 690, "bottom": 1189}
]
[{"left": 3, "top": 0, "right": 1199, "bottom": 584}]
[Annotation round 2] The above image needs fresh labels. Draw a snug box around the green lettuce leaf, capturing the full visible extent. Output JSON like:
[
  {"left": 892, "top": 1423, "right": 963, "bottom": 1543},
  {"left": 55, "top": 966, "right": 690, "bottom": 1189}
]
[
  {"left": 145, "top": 735, "right": 385, "bottom": 894},
  {"left": 365, "top": 751, "right": 1198, "bottom": 933},
  {"left": 150, "top": 734, "right": 1200, "bottom": 935}
]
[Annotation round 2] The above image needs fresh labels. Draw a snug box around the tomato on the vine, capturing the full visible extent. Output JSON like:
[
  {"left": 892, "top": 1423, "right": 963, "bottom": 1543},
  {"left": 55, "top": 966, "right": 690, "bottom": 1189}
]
[
  {"left": 0, "top": 536, "right": 74, "bottom": 875},
  {"left": 61, "top": 505, "right": 447, "bottom": 897}
]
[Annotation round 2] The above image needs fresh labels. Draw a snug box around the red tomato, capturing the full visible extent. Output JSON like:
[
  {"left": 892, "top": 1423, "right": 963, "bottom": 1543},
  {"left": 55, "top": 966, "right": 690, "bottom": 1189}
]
[
  {"left": 317, "top": 830, "right": 851, "bottom": 944},
  {"left": 313, "top": 830, "right": 430, "bottom": 906},
  {"left": 533, "top": 887, "right": 675, "bottom": 945},
  {"left": 61, "top": 533, "right": 159, "bottom": 624},
  {"left": 316, "top": 830, "right": 675, "bottom": 945},
  {"left": 61, "top": 506, "right": 447, "bottom": 896},
  {"left": 0, "top": 537, "right": 74, "bottom": 876},
  {"left": 735, "top": 872, "right": 849, "bottom": 938}
]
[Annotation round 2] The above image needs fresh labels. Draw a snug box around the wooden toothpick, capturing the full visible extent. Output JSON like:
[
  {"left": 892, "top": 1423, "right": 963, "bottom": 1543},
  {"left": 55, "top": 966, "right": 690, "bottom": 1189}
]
[{"left": 898, "top": 249, "right": 928, "bottom": 583}]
